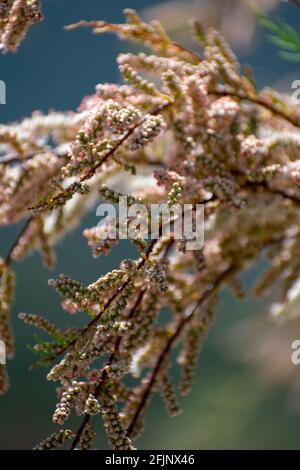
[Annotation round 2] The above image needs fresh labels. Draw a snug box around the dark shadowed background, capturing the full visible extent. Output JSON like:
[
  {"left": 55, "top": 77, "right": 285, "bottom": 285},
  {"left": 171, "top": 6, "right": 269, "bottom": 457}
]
[{"left": 1, "top": 0, "right": 300, "bottom": 450}]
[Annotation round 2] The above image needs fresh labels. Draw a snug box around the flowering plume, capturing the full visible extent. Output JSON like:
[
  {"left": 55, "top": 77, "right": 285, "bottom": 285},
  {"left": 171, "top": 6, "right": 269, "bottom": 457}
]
[
  {"left": 0, "top": 0, "right": 42, "bottom": 53},
  {"left": 1, "top": 8, "right": 300, "bottom": 449}
]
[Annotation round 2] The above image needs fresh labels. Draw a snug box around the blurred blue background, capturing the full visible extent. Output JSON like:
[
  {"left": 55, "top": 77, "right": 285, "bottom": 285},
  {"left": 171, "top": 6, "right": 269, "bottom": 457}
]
[{"left": 1, "top": 0, "right": 300, "bottom": 450}]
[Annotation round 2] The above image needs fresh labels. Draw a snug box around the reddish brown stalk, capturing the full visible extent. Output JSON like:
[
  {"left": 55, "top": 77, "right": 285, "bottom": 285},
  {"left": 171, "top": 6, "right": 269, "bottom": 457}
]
[
  {"left": 5, "top": 216, "right": 34, "bottom": 266},
  {"left": 35, "top": 238, "right": 159, "bottom": 370},
  {"left": 290, "top": 0, "right": 300, "bottom": 9},
  {"left": 233, "top": 171, "right": 300, "bottom": 206},
  {"left": 212, "top": 89, "right": 300, "bottom": 129},
  {"left": 252, "top": 185, "right": 300, "bottom": 205},
  {"left": 66, "top": 20, "right": 300, "bottom": 129},
  {"left": 31, "top": 102, "right": 171, "bottom": 213},
  {"left": 69, "top": 238, "right": 174, "bottom": 449},
  {"left": 126, "top": 266, "right": 234, "bottom": 437},
  {"left": 0, "top": 153, "right": 30, "bottom": 164},
  {"left": 70, "top": 287, "right": 147, "bottom": 450}
]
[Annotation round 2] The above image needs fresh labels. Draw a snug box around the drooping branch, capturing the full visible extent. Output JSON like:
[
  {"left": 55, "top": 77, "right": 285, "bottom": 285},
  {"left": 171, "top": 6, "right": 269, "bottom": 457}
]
[
  {"left": 30, "top": 101, "right": 171, "bottom": 213},
  {"left": 5, "top": 216, "right": 34, "bottom": 266},
  {"left": 69, "top": 238, "right": 175, "bottom": 449},
  {"left": 211, "top": 88, "right": 300, "bottom": 129},
  {"left": 126, "top": 266, "right": 234, "bottom": 437},
  {"left": 7, "top": 7, "right": 300, "bottom": 451},
  {"left": 65, "top": 20, "right": 202, "bottom": 64},
  {"left": 290, "top": 0, "right": 300, "bottom": 9}
]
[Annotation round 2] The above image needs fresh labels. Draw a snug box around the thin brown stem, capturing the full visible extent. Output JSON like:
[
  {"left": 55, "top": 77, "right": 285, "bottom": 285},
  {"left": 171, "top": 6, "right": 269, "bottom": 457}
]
[
  {"left": 38, "top": 237, "right": 159, "bottom": 369},
  {"left": 252, "top": 184, "right": 300, "bottom": 205},
  {"left": 66, "top": 19, "right": 300, "bottom": 129},
  {"left": 69, "top": 238, "right": 175, "bottom": 449},
  {"left": 5, "top": 216, "right": 34, "bottom": 266},
  {"left": 235, "top": 171, "right": 300, "bottom": 206},
  {"left": 76, "top": 237, "right": 157, "bottom": 330},
  {"left": 31, "top": 102, "right": 171, "bottom": 212},
  {"left": 65, "top": 20, "right": 201, "bottom": 64},
  {"left": 0, "top": 147, "right": 69, "bottom": 166},
  {"left": 126, "top": 266, "right": 234, "bottom": 437},
  {"left": 0, "top": 153, "right": 27, "bottom": 164},
  {"left": 70, "top": 287, "right": 147, "bottom": 450},
  {"left": 69, "top": 365, "right": 108, "bottom": 450},
  {"left": 126, "top": 219, "right": 300, "bottom": 435},
  {"left": 290, "top": 0, "right": 300, "bottom": 9}
]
